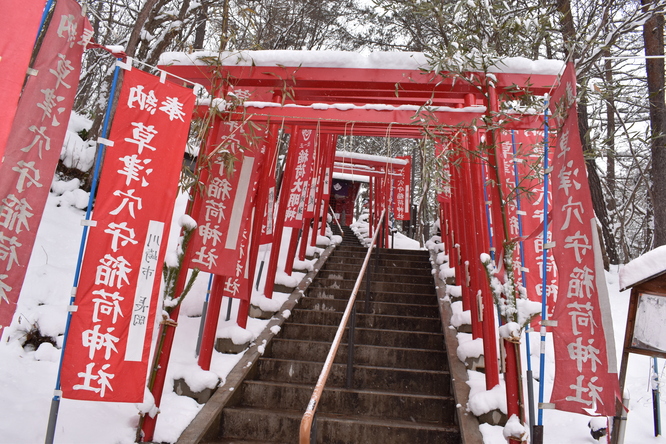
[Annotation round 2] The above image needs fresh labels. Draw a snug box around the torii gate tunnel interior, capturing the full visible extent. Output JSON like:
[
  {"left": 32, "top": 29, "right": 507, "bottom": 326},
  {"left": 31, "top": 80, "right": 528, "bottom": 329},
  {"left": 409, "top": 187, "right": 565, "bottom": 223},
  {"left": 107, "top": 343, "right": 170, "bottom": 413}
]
[{"left": 157, "top": 50, "right": 561, "bottom": 434}]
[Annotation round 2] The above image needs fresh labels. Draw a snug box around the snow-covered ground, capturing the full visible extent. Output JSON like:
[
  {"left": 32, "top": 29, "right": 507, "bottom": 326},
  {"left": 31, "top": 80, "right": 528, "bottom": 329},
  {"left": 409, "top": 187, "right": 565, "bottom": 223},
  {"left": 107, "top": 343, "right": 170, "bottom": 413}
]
[{"left": 0, "top": 180, "right": 663, "bottom": 443}]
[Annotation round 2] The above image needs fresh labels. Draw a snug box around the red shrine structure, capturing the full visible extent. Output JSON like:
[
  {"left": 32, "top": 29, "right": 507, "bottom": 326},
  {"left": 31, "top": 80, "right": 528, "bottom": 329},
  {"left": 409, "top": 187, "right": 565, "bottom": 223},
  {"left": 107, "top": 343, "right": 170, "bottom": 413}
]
[{"left": 145, "top": 50, "right": 562, "bottom": 442}]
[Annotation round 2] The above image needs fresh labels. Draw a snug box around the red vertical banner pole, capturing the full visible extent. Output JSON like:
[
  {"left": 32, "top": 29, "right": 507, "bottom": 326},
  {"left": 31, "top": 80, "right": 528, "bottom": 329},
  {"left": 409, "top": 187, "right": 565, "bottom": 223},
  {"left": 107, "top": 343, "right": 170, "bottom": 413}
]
[
  {"left": 263, "top": 126, "right": 300, "bottom": 298},
  {"left": 488, "top": 83, "right": 523, "bottom": 433},
  {"left": 460, "top": 138, "right": 482, "bottom": 340},
  {"left": 314, "top": 134, "right": 334, "bottom": 240},
  {"left": 469, "top": 141, "right": 500, "bottom": 390},
  {"left": 197, "top": 275, "right": 225, "bottom": 371},
  {"left": 284, "top": 227, "right": 300, "bottom": 274},
  {"left": 141, "top": 271, "right": 187, "bottom": 441},
  {"left": 248, "top": 124, "right": 280, "bottom": 295},
  {"left": 449, "top": 150, "right": 467, "bottom": 311}
]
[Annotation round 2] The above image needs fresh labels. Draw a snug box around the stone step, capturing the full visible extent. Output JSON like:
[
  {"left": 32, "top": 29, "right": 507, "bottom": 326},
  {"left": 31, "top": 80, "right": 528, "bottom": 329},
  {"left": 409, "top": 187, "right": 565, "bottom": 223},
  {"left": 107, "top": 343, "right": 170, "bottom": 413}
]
[
  {"left": 267, "top": 338, "right": 448, "bottom": 371},
  {"left": 317, "top": 269, "right": 434, "bottom": 285},
  {"left": 239, "top": 380, "right": 455, "bottom": 425},
  {"left": 324, "top": 256, "right": 433, "bottom": 269},
  {"left": 306, "top": 287, "right": 438, "bottom": 305},
  {"left": 219, "top": 407, "right": 460, "bottom": 443},
  {"left": 289, "top": 309, "right": 443, "bottom": 332},
  {"left": 279, "top": 322, "right": 445, "bottom": 349},
  {"left": 309, "top": 278, "right": 435, "bottom": 294},
  {"left": 256, "top": 358, "right": 451, "bottom": 396},
  {"left": 320, "top": 262, "right": 433, "bottom": 276},
  {"left": 299, "top": 296, "right": 439, "bottom": 318}
]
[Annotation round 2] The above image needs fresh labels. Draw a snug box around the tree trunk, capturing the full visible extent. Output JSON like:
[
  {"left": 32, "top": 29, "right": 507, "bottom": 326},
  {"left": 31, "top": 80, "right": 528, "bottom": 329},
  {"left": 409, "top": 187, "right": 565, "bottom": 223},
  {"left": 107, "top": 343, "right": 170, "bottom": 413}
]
[
  {"left": 578, "top": 101, "right": 619, "bottom": 267},
  {"left": 557, "top": 0, "right": 619, "bottom": 265},
  {"left": 642, "top": 0, "right": 666, "bottom": 247}
]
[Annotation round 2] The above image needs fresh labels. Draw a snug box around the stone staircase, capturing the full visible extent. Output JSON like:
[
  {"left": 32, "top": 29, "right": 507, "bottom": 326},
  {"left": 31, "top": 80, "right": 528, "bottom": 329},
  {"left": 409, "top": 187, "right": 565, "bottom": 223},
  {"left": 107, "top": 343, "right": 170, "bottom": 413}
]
[{"left": 211, "top": 226, "right": 460, "bottom": 443}]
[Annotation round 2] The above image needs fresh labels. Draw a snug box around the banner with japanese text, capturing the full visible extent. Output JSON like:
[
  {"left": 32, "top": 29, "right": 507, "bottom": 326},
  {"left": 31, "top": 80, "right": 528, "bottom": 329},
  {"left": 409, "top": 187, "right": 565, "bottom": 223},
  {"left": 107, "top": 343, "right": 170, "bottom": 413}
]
[
  {"left": 548, "top": 63, "right": 619, "bottom": 416},
  {"left": 0, "top": 0, "right": 92, "bottom": 335},
  {"left": 0, "top": 0, "right": 46, "bottom": 161},
  {"left": 222, "top": 222, "right": 251, "bottom": 295},
  {"left": 497, "top": 129, "right": 557, "bottom": 321},
  {"left": 60, "top": 67, "right": 195, "bottom": 402},
  {"left": 393, "top": 156, "right": 411, "bottom": 220},
  {"left": 185, "top": 121, "right": 267, "bottom": 276},
  {"left": 284, "top": 128, "right": 315, "bottom": 228}
]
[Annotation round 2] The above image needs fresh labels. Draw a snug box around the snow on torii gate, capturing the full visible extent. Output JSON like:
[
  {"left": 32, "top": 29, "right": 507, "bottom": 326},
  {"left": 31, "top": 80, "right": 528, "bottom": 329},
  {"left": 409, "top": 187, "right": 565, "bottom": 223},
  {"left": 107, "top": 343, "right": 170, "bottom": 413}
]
[{"left": 154, "top": 50, "right": 562, "bottom": 441}]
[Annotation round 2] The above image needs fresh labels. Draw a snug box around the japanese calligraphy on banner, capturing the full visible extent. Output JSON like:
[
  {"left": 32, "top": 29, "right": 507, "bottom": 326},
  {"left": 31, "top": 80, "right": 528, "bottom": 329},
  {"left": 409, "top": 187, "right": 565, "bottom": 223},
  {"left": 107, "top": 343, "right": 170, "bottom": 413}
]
[
  {"left": 394, "top": 156, "right": 411, "bottom": 220},
  {"left": 284, "top": 128, "right": 315, "bottom": 228},
  {"left": 222, "top": 223, "right": 252, "bottom": 311},
  {"left": 548, "top": 63, "right": 619, "bottom": 416},
  {"left": 497, "top": 130, "right": 557, "bottom": 320},
  {"left": 0, "top": 0, "right": 46, "bottom": 161},
  {"left": 186, "top": 122, "right": 267, "bottom": 276},
  {"left": 0, "top": 0, "right": 92, "bottom": 335},
  {"left": 60, "top": 68, "right": 195, "bottom": 402}
]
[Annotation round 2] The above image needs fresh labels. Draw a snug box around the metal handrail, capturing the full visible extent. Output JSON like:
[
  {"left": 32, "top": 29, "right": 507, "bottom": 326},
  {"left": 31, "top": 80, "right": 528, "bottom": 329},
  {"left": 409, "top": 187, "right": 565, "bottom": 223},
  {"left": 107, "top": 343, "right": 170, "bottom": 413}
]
[
  {"left": 328, "top": 205, "right": 344, "bottom": 237},
  {"left": 299, "top": 209, "right": 386, "bottom": 444}
]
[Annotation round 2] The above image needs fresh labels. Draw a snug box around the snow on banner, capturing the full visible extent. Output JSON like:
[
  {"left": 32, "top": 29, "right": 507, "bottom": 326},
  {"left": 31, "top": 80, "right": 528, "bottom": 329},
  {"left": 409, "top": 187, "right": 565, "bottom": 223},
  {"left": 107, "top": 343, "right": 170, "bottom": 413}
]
[
  {"left": 60, "top": 68, "right": 195, "bottom": 402},
  {"left": 185, "top": 121, "right": 267, "bottom": 276},
  {"left": 0, "top": 0, "right": 46, "bottom": 162},
  {"left": 0, "top": 0, "right": 92, "bottom": 336},
  {"left": 548, "top": 63, "right": 619, "bottom": 416}
]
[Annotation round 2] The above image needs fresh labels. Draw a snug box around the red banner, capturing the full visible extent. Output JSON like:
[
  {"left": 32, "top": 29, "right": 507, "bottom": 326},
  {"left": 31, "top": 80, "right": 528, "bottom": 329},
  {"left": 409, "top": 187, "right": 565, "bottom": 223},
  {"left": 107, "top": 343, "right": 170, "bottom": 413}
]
[
  {"left": 0, "top": 0, "right": 46, "bottom": 161},
  {"left": 497, "top": 129, "right": 557, "bottom": 321},
  {"left": 185, "top": 121, "right": 267, "bottom": 276},
  {"left": 0, "top": 0, "right": 92, "bottom": 335},
  {"left": 284, "top": 128, "right": 315, "bottom": 228},
  {"left": 394, "top": 156, "right": 411, "bottom": 220},
  {"left": 60, "top": 68, "right": 195, "bottom": 402},
  {"left": 548, "top": 63, "right": 619, "bottom": 416}
]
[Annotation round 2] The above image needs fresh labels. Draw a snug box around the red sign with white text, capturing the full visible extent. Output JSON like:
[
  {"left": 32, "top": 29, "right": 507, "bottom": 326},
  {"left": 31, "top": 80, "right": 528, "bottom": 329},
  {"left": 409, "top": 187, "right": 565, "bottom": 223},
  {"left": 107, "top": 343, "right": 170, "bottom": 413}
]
[
  {"left": 394, "top": 156, "right": 411, "bottom": 220},
  {"left": 0, "top": 0, "right": 92, "bottom": 335},
  {"left": 60, "top": 68, "right": 194, "bottom": 402},
  {"left": 186, "top": 121, "right": 267, "bottom": 276},
  {"left": 284, "top": 128, "right": 315, "bottom": 228},
  {"left": 0, "top": 0, "right": 46, "bottom": 161},
  {"left": 548, "top": 63, "right": 619, "bottom": 416},
  {"left": 497, "top": 129, "right": 557, "bottom": 321}
]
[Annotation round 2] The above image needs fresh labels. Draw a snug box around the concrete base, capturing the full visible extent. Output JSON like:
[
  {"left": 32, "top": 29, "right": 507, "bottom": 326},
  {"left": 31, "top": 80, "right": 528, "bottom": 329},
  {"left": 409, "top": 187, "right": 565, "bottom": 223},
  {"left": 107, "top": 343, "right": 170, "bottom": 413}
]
[
  {"left": 215, "top": 337, "right": 251, "bottom": 354},
  {"left": 274, "top": 284, "right": 295, "bottom": 293},
  {"left": 457, "top": 323, "right": 472, "bottom": 334},
  {"left": 477, "top": 408, "right": 507, "bottom": 426},
  {"left": 464, "top": 354, "right": 485, "bottom": 372},
  {"left": 249, "top": 304, "right": 276, "bottom": 320},
  {"left": 174, "top": 378, "right": 218, "bottom": 404}
]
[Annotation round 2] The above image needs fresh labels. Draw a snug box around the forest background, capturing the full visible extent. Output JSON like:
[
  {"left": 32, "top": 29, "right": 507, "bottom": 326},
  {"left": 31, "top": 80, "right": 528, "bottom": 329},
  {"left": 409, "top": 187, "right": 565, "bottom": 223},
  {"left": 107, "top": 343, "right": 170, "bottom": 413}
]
[{"left": 66, "top": 0, "right": 666, "bottom": 264}]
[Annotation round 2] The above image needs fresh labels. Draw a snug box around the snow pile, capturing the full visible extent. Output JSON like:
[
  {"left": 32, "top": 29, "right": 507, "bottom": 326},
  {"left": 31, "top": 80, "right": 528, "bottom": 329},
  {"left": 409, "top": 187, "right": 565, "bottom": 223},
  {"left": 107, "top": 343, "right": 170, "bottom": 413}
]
[
  {"left": 466, "top": 370, "right": 507, "bottom": 416},
  {"left": 217, "top": 324, "right": 255, "bottom": 345},
  {"left": 619, "top": 245, "right": 666, "bottom": 289},
  {"left": 51, "top": 176, "right": 89, "bottom": 209},
  {"left": 251, "top": 291, "right": 290, "bottom": 313},
  {"left": 159, "top": 50, "right": 564, "bottom": 76},
  {"left": 60, "top": 112, "right": 95, "bottom": 173},
  {"left": 456, "top": 332, "right": 484, "bottom": 362},
  {"left": 450, "top": 301, "right": 471, "bottom": 328}
]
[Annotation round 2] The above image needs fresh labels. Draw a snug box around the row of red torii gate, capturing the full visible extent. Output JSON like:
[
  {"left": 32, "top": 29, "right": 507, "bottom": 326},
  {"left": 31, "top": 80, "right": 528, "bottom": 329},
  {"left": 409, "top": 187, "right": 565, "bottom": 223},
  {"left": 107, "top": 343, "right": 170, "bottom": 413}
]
[
  {"left": 147, "top": 51, "right": 619, "bottom": 440},
  {"left": 32, "top": 47, "right": 617, "bottom": 443}
]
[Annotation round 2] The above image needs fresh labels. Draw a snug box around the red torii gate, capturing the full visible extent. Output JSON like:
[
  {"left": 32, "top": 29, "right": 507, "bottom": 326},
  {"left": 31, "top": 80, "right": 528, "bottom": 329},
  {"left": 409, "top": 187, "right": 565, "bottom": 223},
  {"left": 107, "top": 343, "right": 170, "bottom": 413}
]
[{"left": 143, "top": 50, "right": 559, "bottom": 442}]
